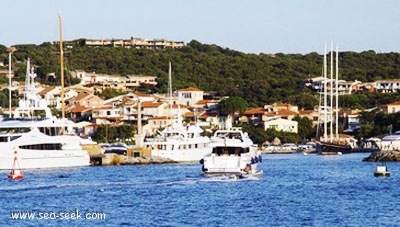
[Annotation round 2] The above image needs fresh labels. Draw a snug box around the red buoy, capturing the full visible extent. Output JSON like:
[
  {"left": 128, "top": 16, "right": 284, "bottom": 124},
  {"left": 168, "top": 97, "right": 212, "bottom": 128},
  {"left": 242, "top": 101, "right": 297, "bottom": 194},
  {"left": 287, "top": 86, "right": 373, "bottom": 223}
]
[{"left": 8, "top": 151, "right": 23, "bottom": 180}]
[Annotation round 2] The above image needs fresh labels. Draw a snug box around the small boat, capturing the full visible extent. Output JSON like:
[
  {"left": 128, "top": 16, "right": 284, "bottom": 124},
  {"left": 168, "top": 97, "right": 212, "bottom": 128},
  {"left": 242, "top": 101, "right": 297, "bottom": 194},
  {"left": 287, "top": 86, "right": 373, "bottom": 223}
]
[
  {"left": 374, "top": 163, "right": 390, "bottom": 177},
  {"left": 8, "top": 151, "right": 23, "bottom": 180}
]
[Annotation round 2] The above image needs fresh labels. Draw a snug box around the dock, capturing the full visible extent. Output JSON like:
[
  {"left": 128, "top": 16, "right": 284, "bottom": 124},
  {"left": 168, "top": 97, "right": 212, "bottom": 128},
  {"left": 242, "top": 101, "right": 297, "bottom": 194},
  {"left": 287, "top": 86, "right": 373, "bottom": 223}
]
[{"left": 82, "top": 144, "right": 176, "bottom": 166}]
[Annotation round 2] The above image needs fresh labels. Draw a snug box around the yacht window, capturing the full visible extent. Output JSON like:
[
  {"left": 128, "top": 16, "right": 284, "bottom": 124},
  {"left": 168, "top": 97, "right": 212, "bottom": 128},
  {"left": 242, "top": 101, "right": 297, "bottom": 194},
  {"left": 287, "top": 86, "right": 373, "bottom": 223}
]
[{"left": 19, "top": 143, "right": 63, "bottom": 150}]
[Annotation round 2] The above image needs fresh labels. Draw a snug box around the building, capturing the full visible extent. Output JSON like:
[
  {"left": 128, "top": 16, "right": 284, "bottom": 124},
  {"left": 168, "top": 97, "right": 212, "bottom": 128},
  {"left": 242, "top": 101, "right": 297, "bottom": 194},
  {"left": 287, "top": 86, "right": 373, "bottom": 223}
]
[
  {"left": 382, "top": 101, "right": 400, "bottom": 114},
  {"left": 264, "top": 118, "right": 298, "bottom": 133},
  {"left": 59, "top": 38, "right": 185, "bottom": 49},
  {"left": 70, "top": 70, "right": 157, "bottom": 92},
  {"left": 174, "top": 87, "right": 204, "bottom": 106},
  {"left": 375, "top": 79, "right": 400, "bottom": 93}
]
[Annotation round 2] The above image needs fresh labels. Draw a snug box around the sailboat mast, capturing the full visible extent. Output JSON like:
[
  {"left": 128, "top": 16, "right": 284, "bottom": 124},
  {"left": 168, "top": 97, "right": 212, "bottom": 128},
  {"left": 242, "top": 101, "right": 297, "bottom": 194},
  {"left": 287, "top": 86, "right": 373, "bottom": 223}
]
[
  {"left": 323, "top": 43, "right": 327, "bottom": 142},
  {"left": 168, "top": 61, "right": 172, "bottom": 125},
  {"left": 335, "top": 45, "right": 339, "bottom": 140},
  {"left": 330, "top": 42, "right": 334, "bottom": 142},
  {"left": 8, "top": 52, "right": 12, "bottom": 118},
  {"left": 59, "top": 12, "right": 65, "bottom": 119}
]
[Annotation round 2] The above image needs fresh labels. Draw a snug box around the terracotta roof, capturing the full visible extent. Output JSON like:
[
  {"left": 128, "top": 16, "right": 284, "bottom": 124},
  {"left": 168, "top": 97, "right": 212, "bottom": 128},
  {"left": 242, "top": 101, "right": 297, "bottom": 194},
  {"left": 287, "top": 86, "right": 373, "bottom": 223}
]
[
  {"left": 68, "top": 93, "right": 91, "bottom": 101},
  {"left": 184, "top": 112, "right": 194, "bottom": 118},
  {"left": 298, "top": 110, "right": 315, "bottom": 115},
  {"left": 93, "top": 105, "right": 114, "bottom": 110},
  {"left": 69, "top": 105, "right": 91, "bottom": 113},
  {"left": 245, "top": 108, "right": 264, "bottom": 115},
  {"left": 199, "top": 113, "right": 217, "bottom": 118},
  {"left": 196, "top": 100, "right": 208, "bottom": 105},
  {"left": 264, "top": 109, "right": 298, "bottom": 116},
  {"left": 141, "top": 101, "right": 163, "bottom": 108},
  {"left": 39, "top": 86, "right": 56, "bottom": 96},
  {"left": 121, "top": 96, "right": 134, "bottom": 103},
  {"left": 385, "top": 101, "right": 400, "bottom": 106},
  {"left": 176, "top": 87, "right": 202, "bottom": 92},
  {"left": 148, "top": 116, "right": 177, "bottom": 120}
]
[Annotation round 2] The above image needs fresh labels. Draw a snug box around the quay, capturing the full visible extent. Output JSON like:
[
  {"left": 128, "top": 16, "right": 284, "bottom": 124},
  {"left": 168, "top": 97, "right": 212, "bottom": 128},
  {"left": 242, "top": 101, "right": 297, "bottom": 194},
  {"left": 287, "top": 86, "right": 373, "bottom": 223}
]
[{"left": 81, "top": 144, "right": 176, "bottom": 166}]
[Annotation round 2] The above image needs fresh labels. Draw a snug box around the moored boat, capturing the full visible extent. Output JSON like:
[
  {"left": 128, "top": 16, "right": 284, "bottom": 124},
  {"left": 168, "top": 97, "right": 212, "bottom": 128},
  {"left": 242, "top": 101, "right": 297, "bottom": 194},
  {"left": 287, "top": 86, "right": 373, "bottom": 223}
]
[
  {"left": 144, "top": 120, "right": 212, "bottom": 162},
  {"left": 0, "top": 59, "right": 90, "bottom": 170}
]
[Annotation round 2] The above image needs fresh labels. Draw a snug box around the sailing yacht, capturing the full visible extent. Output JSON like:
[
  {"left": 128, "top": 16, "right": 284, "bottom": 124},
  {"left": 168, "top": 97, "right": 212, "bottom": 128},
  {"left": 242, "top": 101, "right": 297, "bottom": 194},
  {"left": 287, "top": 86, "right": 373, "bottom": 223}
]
[
  {"left": 143, "top": 62, "right": 212, "bottom": 162},
  {"left": 317, "top": 43, "right": 357, "bottom": 155}
]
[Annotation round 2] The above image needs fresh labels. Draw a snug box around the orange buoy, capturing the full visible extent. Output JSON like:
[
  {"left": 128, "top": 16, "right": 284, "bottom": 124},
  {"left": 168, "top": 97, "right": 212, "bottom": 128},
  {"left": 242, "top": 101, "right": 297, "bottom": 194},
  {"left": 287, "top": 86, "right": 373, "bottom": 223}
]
[{"left": 8, "top": 151, "right": 23, "bottom": 180}]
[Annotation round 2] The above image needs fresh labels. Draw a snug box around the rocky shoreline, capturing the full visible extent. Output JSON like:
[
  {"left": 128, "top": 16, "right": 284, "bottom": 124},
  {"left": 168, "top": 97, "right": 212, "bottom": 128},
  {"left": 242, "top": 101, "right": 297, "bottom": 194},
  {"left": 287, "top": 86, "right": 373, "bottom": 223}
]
[
  {"left": 362, "top": 149, "right": 400, "bottom": 162},
  {"left": 97, "top": 153, "right": 177, "bottom": 166}
]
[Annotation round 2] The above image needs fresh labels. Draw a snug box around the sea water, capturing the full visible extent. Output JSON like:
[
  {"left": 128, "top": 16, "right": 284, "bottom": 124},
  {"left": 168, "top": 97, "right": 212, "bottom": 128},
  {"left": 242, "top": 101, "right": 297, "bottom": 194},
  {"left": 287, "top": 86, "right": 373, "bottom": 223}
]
[{"left": 1, "top": 153, "right": 399, "bottom": 226}]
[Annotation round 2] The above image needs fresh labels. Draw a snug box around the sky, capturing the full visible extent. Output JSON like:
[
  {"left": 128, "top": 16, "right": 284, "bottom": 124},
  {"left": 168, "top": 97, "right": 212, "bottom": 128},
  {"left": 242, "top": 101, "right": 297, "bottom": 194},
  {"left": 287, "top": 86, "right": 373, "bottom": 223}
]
[{"left": 1, "top": 0, "right": 399, "bottom": 54}]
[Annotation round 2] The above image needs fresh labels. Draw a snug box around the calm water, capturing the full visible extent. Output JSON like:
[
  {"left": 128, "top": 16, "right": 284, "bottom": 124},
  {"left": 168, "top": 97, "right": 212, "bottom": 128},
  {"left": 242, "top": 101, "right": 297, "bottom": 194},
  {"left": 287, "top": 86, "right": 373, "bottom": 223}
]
[{"left": 1, "top": 153, "right": 400, "bottom": 226}]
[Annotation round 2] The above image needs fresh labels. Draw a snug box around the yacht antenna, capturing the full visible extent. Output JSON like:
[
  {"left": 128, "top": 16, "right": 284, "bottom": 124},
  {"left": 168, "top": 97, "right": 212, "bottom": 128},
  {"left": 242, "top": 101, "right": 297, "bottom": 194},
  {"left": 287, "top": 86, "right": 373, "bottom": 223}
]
[{"left": 59, "top": 12, "right": 65, "bottom": 120}]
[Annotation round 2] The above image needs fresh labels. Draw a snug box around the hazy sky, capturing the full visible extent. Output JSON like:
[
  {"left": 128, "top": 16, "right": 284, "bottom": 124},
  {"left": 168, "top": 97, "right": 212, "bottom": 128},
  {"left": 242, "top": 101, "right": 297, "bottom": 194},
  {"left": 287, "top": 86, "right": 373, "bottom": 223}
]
[{"left": 1, "top": 0, "right": 399, "bottom": 54}]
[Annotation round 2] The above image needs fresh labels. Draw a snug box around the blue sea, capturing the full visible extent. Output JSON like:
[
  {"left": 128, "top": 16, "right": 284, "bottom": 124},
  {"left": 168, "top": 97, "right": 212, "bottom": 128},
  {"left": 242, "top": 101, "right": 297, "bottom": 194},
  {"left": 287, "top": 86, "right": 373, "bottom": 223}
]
[{"left": 1, "top": 153, "right": 399, "bottom": 227}]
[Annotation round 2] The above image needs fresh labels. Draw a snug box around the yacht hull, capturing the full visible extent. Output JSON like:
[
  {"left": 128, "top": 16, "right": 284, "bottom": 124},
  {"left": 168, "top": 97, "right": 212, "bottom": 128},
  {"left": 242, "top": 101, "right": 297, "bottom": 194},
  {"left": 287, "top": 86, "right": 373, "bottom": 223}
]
[{"left": 0, "top": 150, "right": 90, "bottom": 170}]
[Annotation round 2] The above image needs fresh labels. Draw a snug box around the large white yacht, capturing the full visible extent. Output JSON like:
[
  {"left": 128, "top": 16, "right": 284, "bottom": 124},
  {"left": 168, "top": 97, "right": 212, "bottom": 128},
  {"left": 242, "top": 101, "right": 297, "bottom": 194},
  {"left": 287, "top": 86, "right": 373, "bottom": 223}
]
[
  {"left": 0, "top": 59, "right": 91, "bottom": 170},
  {"left": 143, "top": 61, "right": 211, "bottom": 162},
  {"left": 200, "top": 120, "right": 262, "bottom": 177},
  {"left": 379, "top": 130, "right": 400, "bottom": 150},
  {"left": 144, "top": 116, "right": 211, "bottom": 162}
]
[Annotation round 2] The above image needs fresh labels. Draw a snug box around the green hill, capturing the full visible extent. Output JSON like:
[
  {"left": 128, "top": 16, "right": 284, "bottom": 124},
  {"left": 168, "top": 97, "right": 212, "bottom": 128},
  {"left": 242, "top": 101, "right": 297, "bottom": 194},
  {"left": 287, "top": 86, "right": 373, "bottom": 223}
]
[{"left": 1, "top": 40, "right": 400, "bottom": 109}]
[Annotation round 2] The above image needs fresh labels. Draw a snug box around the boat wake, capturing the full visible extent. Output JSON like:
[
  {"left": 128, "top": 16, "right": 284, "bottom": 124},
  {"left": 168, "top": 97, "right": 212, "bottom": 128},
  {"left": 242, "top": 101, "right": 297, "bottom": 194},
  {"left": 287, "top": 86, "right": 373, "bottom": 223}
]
[{"left": 199, "top": 174, "right": 260, "bottom": 182}]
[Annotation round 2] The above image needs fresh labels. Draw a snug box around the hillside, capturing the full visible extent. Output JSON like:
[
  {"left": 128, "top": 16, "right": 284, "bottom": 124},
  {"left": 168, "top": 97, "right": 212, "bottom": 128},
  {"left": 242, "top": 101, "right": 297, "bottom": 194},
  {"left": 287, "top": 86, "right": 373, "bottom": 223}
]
[{"left": 1, "top": 40, "right": 400, "bottom": 109}]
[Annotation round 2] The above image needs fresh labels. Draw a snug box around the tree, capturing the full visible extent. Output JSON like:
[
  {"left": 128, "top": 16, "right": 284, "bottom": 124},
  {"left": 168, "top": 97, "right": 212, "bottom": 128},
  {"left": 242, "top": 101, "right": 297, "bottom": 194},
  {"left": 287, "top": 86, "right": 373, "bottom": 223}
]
[
  {"left": 293, "top": 115, "right": 314, "bottom": 141},
  {"left": 218, "top": 96, "right": 248, "bottom": 116},
  {"left": 218, "top": 96, "right": 248, "bottom": 125}
]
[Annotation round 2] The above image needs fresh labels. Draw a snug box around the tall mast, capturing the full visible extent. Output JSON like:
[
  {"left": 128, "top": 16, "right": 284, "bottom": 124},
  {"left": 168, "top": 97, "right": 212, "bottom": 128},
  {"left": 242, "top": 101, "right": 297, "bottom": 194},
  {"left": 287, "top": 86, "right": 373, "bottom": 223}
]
[
  {"left": 330, "top": 42, "right": 333, "bottom": 142},
  {"left": 323, "top": 43, "right": 327, "bottom": 142},
  {"left": 8, "top": 51, "right": 12, "bottom": 118},
  {"left": 59, "top": 12, "right": 65, "bottom": 119},
  {"left": 168, "top": 61, "right": 172, "bottom": 124},
  {"left": 335, "top": 45, "right": 339, "bottom": 140}
]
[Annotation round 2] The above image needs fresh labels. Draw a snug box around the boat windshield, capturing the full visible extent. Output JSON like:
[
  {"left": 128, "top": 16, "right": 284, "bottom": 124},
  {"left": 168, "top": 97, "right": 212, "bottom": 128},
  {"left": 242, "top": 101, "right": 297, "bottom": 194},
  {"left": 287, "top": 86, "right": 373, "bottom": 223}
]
[
  {"left": 212, "top": 146, "right": 249, "bottom": 156},
  {"left": 0, "top": 127, "right": 31, "bottom": 134},
  {"left": 38, "top": 127, "right": 63, "bottom": 136},
  {"left": 19, "top": 143, "right": 63, "bottom": 150},
  {"left": 0, "top": 135, "right": 22, "bottom": 142}
]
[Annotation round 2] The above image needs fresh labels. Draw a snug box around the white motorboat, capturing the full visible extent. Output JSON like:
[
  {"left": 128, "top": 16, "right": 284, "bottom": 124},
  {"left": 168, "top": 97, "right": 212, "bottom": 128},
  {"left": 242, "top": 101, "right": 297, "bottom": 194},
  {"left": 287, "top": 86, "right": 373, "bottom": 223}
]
[
  {"left": 200, "top": 124, "right": 262, "bottom": 177},
  {"left": 144, "top": 120, "right": 212, "bottom": 162},
  {"left": 0, "top": 59, "right": 90, "bottom": 170},
  {"left": 379, "top": 131, "right": 400, "bottom": 150},
  {"left": 143, "top": 61, "right": 211, "bottom": 162}
]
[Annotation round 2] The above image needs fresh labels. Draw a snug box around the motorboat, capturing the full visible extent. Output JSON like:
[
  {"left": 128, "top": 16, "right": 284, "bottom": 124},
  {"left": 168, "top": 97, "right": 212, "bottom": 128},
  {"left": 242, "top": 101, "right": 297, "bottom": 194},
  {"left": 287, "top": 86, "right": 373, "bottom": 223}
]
[
  {"left": 379, "top": 131, "right": 400, "bottom": 150},
  {"left": 200, "top": 122, "right": 262, "bottom": 177},
  {"left": 144, "top": 120, "right": 212, "bottom": 162},
  {"left": 104, "top": 143, "right": 128, "bottom": 155},
  {"left": 143, "top": 62, "right": 211, "bottom": 162},
  {"left": 0, "top": 59, "right": 90, "bottom": 170}
]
